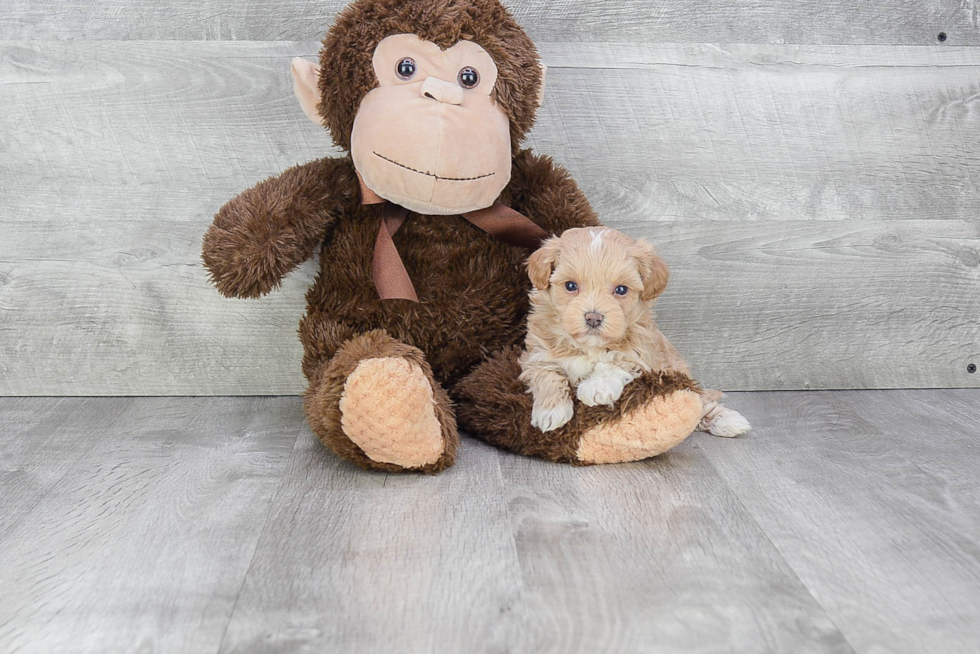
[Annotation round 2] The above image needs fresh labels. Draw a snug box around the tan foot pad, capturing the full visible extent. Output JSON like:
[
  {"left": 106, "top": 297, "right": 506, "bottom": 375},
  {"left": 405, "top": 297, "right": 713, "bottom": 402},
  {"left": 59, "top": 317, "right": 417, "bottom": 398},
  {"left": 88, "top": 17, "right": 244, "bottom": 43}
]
[
  {"left": 576, "top": 389, "right": 701, "bottom": 464},
  {"left": 339, "top": 357, "right": 444, "bottom": 468}
]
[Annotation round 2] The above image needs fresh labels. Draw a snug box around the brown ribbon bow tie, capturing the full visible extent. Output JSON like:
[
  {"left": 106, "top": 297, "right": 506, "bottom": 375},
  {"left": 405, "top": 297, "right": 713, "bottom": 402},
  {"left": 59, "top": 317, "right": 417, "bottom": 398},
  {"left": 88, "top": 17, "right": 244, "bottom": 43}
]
[{"left": 359, "top": 174, "right": 549, "bottom": 302}]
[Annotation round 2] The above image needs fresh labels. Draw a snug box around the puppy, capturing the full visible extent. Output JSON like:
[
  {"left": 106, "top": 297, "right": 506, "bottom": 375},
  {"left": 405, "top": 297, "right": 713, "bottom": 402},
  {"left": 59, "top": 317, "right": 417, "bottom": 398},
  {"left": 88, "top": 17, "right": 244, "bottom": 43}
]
[{"left": 519, "top": 227, "right": 751, "bottom": 438}]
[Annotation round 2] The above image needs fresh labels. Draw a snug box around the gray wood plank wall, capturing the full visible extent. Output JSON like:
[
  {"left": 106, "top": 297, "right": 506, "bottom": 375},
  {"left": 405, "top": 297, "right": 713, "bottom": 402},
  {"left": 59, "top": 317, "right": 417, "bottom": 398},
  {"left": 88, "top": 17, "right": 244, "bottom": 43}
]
[
  {"left": 2, "top": 0, "right": 976, "bottom": 44},
  {"left": 1, "top": 3, "right": 978, "bottom": 395}
]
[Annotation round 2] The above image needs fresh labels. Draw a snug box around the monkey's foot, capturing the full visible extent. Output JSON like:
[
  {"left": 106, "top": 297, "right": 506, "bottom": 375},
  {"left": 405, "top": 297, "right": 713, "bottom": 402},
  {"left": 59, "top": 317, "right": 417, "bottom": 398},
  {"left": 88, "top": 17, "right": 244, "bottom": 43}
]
[
  {"left": 575, "top": 390, "right": 701, "bottom": 463},
  {"left": 453, "top": 347, "right": 701, "bottom": 465},
  {"left": 340, "top": 357, "right": 444, "bottom": 467},
  {"left": 305, "top": 330, "right": 457, "bottom": 473}
]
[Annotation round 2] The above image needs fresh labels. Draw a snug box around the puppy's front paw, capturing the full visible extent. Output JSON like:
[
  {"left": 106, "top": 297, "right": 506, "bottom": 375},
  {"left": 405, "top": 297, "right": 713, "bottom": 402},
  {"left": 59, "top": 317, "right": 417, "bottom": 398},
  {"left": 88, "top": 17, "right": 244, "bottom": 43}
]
[
  {"left": 576, "top": 376, "right": 625, "bottom": 407},
  {"left": 531, "top": 397, "right": 574, "bottom": 432}
]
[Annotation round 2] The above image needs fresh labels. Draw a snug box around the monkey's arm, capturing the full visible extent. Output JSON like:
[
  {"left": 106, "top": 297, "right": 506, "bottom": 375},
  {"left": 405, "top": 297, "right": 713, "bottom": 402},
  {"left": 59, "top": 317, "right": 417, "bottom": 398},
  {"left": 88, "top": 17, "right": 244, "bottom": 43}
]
[
  {"left": 202, "top": 157, "right": 353, "bottom": 298},
  {"left": 507, "top": 149, "right": 601, "bottom": 234}
]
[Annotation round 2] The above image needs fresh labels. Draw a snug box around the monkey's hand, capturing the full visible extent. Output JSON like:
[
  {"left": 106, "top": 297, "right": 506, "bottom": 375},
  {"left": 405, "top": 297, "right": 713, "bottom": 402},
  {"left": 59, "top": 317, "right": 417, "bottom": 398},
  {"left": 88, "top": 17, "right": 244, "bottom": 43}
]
[{"left": 202, "top": 157, "right": 348, "bottom": 298}]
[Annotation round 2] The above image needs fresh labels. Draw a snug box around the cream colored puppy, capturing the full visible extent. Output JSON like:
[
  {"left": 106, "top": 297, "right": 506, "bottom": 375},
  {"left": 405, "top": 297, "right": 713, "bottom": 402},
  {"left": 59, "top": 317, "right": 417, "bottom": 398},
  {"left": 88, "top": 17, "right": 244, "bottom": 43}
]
[{"left": 519, "top": 227, "right": 751, "bottom": 438}]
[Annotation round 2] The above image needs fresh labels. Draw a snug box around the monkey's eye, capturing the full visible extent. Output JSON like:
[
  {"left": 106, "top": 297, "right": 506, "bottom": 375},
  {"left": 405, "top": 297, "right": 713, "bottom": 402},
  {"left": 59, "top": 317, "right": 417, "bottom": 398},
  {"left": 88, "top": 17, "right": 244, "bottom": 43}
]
[
  {"left": 458, "top": 66, "right": 480, "bottom": 89},
  {"left": 396, "top": 57, "right": 417, "bottom": 80},
  {"left": 614, "top": 285, "right": 629, "bottom": 296},
  {"left": 564, "top": 281, "right": 578, "bottom": 292}
]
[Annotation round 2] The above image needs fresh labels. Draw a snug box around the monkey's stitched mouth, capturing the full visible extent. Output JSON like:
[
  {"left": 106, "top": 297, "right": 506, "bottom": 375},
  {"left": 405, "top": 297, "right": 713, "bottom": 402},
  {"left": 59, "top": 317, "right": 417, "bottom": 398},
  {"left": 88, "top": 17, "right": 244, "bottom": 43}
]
[{"left": 373, "top": 152, "right": 495, "bottom": 182}]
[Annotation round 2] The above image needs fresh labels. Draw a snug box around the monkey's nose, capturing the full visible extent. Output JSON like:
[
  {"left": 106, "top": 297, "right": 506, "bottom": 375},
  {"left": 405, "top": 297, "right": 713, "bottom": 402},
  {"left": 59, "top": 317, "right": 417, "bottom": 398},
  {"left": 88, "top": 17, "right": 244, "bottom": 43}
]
[
  {"left": 584, "top": 312, "right": 604, "bottom": 329},
  {"left": 420, "top": 77, "right": 464, "bottom": 105}
]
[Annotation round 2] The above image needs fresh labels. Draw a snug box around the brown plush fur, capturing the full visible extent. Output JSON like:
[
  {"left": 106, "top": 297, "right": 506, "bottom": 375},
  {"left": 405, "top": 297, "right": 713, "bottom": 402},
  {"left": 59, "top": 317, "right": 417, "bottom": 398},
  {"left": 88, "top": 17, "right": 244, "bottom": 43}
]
[
  {"left": 454, "top": 347, "right": 700, "bottom": 464},
  {"left": 202, "top": 0, "right": 702, "bottom": 473},
  {"left": 203, "top": 157, "right": 356, "bottom": 299},
  {"left": 205, "top": 149, "right": 599, "bottom": 387}
]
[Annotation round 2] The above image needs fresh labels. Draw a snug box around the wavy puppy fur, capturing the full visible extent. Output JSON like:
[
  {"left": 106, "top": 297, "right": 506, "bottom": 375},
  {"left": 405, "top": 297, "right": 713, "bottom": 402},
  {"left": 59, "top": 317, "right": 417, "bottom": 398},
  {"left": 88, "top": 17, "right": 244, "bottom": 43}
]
[
  {"left": 519, "top": 227, "right": 751, "bottom": 440},
  {"left": 520, "top": 228, "right": 682, "bottom": 432}
]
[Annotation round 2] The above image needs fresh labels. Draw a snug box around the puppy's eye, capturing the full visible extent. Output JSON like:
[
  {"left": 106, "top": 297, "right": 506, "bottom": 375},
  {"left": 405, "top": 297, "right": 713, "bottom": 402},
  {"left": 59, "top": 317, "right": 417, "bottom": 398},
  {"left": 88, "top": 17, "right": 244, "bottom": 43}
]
[
  {"left": 396, "top": 57, "right": 417, "bottom": 80},
  {"left": 564, "top": 281, "right": 578, "bottom": 292},
  {"left": 614, "top": 285, "right": 629, "bottom": 296}
]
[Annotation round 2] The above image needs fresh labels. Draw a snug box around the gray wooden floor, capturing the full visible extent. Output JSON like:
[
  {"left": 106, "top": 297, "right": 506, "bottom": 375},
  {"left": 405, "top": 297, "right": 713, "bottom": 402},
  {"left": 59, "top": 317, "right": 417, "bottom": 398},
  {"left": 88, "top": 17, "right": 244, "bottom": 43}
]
[{"left": 1, "top": 391, "right": 978, "bottom": 653}]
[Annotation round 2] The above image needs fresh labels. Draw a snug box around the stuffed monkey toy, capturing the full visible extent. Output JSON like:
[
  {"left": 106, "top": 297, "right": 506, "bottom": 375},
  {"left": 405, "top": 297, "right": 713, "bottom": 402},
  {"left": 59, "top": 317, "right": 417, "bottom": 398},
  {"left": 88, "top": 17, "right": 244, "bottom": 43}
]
[{"left": 202, "top": 0, "right": 703, "bottom": 473}]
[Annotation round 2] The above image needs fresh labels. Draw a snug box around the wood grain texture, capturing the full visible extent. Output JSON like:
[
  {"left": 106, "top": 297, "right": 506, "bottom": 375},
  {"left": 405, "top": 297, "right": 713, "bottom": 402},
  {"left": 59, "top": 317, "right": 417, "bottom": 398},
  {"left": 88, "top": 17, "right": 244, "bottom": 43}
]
[
  {"left": 0, "top": 41, "right": 339, "bottom": 225},
  {"left": 4, "top": 392, "right": 979, "bottom": 653},
  {"left": 0, "top": 0, "right": 976, "bottom": 45},
  {"left": 216, "top": 430, "right": 530, "bottom": 654},
  {"left": 0, "top": 398, "right": 132, "bottom": 540},
  {"left": 217, "top": 428, "right": 852, "bottom": 654},
  {"left": 537, "top": 42, "right": 980, "bottom": 225},
  {"left": 2, "top": 40, "right": 979, "bottom": 394},
  {"left": 0, "top": 220, "right": 315, "bottom": 396},
  {"left": 698, "top": 390, "right": 980, "bottom": 654},
  {"left": 494, "top": 449, "right": 853, "bottom": 653},
  {"left": 636, "top": 219, "right": 980, "bottom": 392},
  {"left": 2, "top": 219, "right": 976, "bottom": 395},
  {"left": 0, "top": 397, "right": 301, "bottom": 654},
  {"left": 4, "top": 41, "right": 980, "bottom": 224}
]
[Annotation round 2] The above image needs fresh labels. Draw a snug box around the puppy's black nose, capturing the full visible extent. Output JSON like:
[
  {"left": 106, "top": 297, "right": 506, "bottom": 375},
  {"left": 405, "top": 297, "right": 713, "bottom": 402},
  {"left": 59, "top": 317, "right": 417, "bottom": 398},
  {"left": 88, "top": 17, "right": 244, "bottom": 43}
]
[{"left": 584, "top": 311, "right": 604, "bottom": 328}]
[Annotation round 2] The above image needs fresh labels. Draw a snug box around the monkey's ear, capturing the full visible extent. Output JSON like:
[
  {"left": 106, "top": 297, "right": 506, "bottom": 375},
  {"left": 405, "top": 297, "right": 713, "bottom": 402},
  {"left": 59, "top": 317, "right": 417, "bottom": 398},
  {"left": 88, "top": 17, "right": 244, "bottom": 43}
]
[
  {"left": 630, "top": 238, "right": 670, "bottom": 301},
  {"left": 291, "top": 57, "right": 323, "bottom": 126},
  {"left": 527, "top": 236, "right": 561, "bottom": 290},
  {"left": 537, "top": 63, "right": 548, "bottom": 108}
]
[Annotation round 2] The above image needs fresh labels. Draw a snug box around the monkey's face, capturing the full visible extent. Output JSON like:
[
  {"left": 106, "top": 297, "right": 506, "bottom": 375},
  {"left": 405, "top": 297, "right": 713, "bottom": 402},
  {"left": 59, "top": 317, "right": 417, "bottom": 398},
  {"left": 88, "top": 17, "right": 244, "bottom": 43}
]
[{"left": 350, "top": 34, "right": 512, "bottom": 215}]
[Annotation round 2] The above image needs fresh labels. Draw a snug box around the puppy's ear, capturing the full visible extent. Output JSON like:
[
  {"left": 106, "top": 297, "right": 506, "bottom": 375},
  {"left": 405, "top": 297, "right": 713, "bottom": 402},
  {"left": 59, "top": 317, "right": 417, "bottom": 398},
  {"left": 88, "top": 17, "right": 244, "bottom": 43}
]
[
  {"left": 527, "top": 236, "right": 561, "bottom": 290},
  {"left": 630, "top": 238, "right": 669, "bottom": 301}
]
